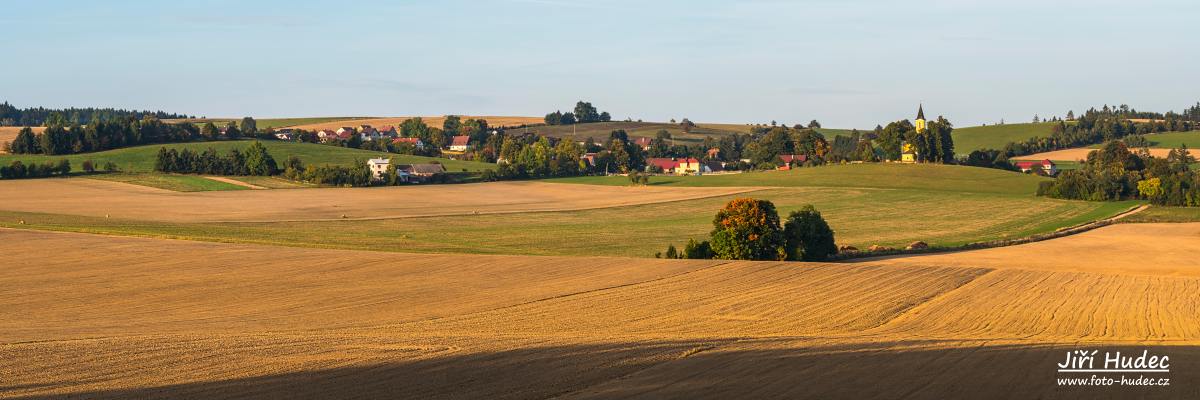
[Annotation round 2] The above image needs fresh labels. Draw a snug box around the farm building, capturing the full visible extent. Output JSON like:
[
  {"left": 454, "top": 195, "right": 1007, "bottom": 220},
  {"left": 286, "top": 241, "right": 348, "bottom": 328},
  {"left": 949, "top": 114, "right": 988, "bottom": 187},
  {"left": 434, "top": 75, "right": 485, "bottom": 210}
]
[
  {"left": 317, "top": 129, "right": 338, "bottom": 142},
  {"left": 779, "top": 154, "right": 808, "bottom": 165},
  {"left": 273, "top": 128, "right": 295, "bottom": 141},
  {"left": 393, "top": 163, "right": 446, "bottom": 183},
  {"left": 634, "top": 137, "right": 653, "bottom": 151},
  {"left": 646, "top": 157, "right": 708, "bottom": 175},
  {"left": 392, "top": 137, "right": 425, "bottom": 149},
  {"left": 449, "top": 136, "right": 471, "bottom": 151},
  {"left": 366, "top": 158, "right": 390, "bottom": 181},
  {"left": 1015, "top": 159, "right": 1058, "bottom": 176}
]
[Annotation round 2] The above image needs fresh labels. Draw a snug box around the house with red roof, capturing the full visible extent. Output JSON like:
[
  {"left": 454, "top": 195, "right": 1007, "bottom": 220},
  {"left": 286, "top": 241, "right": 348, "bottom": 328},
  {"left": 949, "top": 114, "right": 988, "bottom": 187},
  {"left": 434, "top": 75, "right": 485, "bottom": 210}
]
[
  {"left": 646, "top": 157, "right": 707, "bottom": 175},
  {"left": 317, "top": 129, "right": 339, "bottom": 142},
  {"left": 392, "top": 137, "right": 425, "bottom": 149},
  {"left": 634, "top": 137, "right": 653, "bottom": 151},
  {"left": 1014, "top": 159, "right": 1057, "bottom": 176},
  {"left": 448, "top": 135, "right": 471, "bottom": 151}
]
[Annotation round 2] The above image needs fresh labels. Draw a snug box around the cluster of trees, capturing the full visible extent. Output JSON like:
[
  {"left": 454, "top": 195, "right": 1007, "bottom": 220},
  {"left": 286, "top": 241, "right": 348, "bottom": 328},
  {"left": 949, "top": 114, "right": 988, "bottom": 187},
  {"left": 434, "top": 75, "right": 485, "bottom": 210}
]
[
  {"left": 154, "top": 142, "right": 278, "bottom": 176},
  {"left": 659, "top": 198, "right": 838, "bottom": 261},
  {"left": 0, "top": 159, "right": 72, "bottom": 179},
  {"left": 1000, "top": 107, "right": 1196, "bottom": 158},
  {"left": 6, "top": 117, "right": 203, "bottom": 155},
  {"left": 872, "top": 118, "right": 955, "bottom": 163},
  {"left": 280, "top": 156, "right": 373, "bottom": 187},
  {"left": 479, "top": 130, "right": 646, "bottom": 179},
  {"left": 543, "top": 101, "right": 612, "bottom": 125},
  {"left": 1038, "top": 141, "right": 1199, "bottom": 206},
  {"left": 0, "top": 102, "right": 190, "bottom": 127}
]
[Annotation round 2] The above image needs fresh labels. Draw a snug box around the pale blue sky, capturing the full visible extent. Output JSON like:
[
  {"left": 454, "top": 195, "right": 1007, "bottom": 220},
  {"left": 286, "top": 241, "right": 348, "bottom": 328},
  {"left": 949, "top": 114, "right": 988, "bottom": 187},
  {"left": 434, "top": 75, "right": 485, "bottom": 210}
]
[{"left": 3, "top": 0, "right": 1197, "bottom": 127}]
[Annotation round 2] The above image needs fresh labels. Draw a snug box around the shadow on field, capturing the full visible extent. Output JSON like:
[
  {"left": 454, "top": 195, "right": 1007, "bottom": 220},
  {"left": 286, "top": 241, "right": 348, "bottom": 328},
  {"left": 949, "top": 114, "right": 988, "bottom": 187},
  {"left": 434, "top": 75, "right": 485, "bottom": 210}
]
[{"left": 8, "top": 340, "right": 1198, "bottom": 400}]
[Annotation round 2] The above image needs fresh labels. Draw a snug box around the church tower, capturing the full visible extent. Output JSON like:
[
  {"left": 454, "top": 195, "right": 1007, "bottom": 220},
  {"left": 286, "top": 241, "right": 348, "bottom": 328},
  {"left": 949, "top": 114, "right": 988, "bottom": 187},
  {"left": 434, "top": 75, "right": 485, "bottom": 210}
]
[{"left": 914, "top": 104, "right": 927, "bottom": 133}]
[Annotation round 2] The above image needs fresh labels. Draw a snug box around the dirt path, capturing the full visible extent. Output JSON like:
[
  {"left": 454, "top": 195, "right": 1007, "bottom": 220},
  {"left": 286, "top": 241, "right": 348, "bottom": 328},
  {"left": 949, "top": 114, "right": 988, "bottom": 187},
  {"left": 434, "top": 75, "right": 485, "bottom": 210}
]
[{"left": 203, "top": 176, "right": 267, "bottom": 189}]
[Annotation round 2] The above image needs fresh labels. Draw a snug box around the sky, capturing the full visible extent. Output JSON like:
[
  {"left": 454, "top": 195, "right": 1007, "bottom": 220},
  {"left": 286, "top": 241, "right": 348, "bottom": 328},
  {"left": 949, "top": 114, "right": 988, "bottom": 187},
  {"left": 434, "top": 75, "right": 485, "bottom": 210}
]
[{"left": 3, "top": 0, "right": 1198, "bottom": 128}]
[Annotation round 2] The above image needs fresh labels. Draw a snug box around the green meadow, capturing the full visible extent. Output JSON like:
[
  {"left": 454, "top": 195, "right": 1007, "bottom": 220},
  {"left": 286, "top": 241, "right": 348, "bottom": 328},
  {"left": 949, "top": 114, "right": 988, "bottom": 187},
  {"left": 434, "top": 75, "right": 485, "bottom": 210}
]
[
  {"left": 0, "top": 163, "right": 1135, "bottom": 258},
  {"left": 0, "top": 140, "right": 494, "bottom": 173},
  {"left": 952, "top": 122, "right": 1059, "bottom": 154}
]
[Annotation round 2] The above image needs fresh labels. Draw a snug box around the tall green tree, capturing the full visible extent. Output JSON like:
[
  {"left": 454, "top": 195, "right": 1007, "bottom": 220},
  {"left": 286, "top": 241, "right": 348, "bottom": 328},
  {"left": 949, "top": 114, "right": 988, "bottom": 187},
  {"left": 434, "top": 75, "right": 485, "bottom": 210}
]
[
  {"left": 782, "top": 205, "right": 838, "bottom": 261},
  {"left": 240, "top": 117, "right": 257, "bottom": 136}
]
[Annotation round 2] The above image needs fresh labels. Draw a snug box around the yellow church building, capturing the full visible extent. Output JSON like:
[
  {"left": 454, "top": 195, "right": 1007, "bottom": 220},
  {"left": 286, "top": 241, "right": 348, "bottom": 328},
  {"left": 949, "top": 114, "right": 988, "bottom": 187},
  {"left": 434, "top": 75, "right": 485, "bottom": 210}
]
[{"left": 900, "top": 104, "right": 926, "bottom": 163}]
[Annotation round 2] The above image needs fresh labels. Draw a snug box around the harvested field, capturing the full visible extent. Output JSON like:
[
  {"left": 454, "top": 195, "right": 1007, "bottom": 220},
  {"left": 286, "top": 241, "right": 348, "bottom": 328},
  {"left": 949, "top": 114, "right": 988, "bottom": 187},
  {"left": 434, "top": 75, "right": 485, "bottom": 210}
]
[
  {"left": 286, "top": 116, "right": 545, "bottom": 131},
  {"left": 2, "top": 230, "right": 1197, "bottom": 399},
  {"left": 860, "top": 223, "right": 1200, "bottom": 277},
  {"left": 1015, "top": 147, "right": 1180, "bottom": 162},
  {"left": 0, "top": 126, "right": 45, "bottom": 153},
  {"left": 0, "top": 179, "right": 760, "bottom": 222}
]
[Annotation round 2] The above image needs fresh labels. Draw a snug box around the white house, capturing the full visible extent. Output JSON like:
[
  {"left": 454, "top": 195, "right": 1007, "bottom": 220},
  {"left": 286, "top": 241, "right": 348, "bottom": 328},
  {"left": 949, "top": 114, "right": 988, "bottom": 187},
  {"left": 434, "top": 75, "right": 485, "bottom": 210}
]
[
  {"left": 448, "top": 135, "right": 470, "bottom": 151},
  {"left": 367, "top": 158, "right": 390, "bottom": 181}
]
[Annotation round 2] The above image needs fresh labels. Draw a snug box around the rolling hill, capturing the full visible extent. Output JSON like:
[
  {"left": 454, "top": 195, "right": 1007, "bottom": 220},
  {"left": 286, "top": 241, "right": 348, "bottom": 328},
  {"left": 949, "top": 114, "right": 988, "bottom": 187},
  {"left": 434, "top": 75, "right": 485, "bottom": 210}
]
[
  {"left": 952, "top": 122, "right": 1058, "bottom": 154},
  {"left": 0, "top": 140, "right": 495, "bottom": 173}
]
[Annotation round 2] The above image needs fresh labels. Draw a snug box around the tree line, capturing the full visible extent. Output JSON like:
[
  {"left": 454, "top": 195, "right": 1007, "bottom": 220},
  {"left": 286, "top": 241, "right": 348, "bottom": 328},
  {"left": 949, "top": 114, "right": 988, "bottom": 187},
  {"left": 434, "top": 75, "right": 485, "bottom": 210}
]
[
  {"left": 966, "top": 104, "right": 1199, "bottom": 170},
  {"left": 0, "top": 102, "right": 190, "bottom": 127},
  {"left": 543, "top": 101, "right": 612, "bottom": 125},
  {"left": 1038, "top": 141, "right": 1198, "bottom": 206},
  {"left": 154, "top": 141, "right": 278, "bottom": 176}
]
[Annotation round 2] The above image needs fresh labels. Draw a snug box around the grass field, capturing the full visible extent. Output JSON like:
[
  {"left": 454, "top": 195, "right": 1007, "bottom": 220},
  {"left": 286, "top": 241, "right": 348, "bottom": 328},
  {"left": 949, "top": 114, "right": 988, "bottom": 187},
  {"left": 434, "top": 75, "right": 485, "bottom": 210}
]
[
  {"left": 515, "top": 121, "right": 742, "bottom": 144},
  {"left": 166, "top": 117, "right": 369, "bottom": 130},
  {"left": 1120, "top": 205, "right": 1200, "bottom": 223},
  {"left": 0, "top": 140, "right": 495, "bottom": 173},
  {"left": 549, "top": 163, "right": 1049, "bottom": 195},
  {"left": 1083, "top": 130, "right": 1200, "bottom": 148},
  {"left": 3, "top": 228, "right": 1198, "bottom": 398},
  {"left": 526, "top": 122, "right": 862, "bottom": 145},
  {"left": 952, "top": 122, "right": 1058, "bottom": 154},
  {"left": 87, "top": 173, "right": 251, "bottom": 192},
  {"left": 288, "top": 116, "right": 545, "bottom": 132},
  {"left": 0, "top": 164, "right": 1134, "bottom": 257}
]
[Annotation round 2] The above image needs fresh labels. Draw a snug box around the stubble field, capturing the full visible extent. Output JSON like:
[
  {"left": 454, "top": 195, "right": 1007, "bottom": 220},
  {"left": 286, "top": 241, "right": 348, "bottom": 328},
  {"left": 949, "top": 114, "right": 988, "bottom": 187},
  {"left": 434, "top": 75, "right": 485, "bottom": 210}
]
[{"left": 2, "top": 227, "right": 1198, "bottom": 399}]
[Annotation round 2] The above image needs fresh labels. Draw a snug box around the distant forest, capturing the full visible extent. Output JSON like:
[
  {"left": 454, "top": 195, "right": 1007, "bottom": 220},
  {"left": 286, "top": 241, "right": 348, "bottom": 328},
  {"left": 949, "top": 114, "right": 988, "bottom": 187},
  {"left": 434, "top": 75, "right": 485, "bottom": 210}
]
[{"left": 0, "top": 102, "right": 192, "bottom": 127}]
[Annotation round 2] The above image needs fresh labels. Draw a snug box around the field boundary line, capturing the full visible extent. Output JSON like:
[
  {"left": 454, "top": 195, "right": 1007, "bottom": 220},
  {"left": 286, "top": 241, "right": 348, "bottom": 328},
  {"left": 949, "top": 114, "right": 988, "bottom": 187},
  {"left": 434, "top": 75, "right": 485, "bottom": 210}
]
[
  {"left": 197, "top": 187, "right": 770, "bottom": 223},
  {"left": 389, "top": 261, "right": 742, "bottom": 328},
  {"left": 863, "top": 268, "right": 997, "bottom": 334},
  {"left": 839, "top": 203, "right": 1148, "bottom": 263}
]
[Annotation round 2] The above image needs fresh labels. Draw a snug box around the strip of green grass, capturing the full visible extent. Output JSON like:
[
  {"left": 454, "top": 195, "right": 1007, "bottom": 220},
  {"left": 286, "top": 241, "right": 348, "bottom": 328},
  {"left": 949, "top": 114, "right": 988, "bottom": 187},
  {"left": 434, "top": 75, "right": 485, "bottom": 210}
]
[
  {"left": 953, "top": 122, "right": 1060, "bottom": 155},
  {"left": 1120, "top": 206, "right": 1200, "bottom": 223},
  {"left": 0, "top": 186, "right": 1129, "bottom": 258},
  {"left": 88, "top": 173, "right": 249, "bottom": 192},
  {"left": 0, "top": 140, "right": 495, "bottom": 173},
  {"left": 546, "top": 163, "right": 1049, "bottom": 195}
]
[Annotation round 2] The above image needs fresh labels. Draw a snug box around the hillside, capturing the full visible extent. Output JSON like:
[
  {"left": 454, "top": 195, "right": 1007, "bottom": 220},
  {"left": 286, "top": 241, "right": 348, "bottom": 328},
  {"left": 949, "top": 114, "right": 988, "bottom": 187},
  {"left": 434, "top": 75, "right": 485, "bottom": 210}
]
[
  {"left": 3, "top": 228, "right": 1197, "bottom": 398},
  {"left": 549, "top": 162, "right": 1049, "bottom": 195},
  {"left": 1089, "top": 130, "right": 1200, "bottom": 148},
  {"left": 0, "top": 163, "right": 1132, "bottom": 256},
  {"left": 167, "top": 117, "right": 369, "bottom": 130},
  {"left": 952, "top": 122, "right": 1058, "bottom": 154},
  {"left": 0, "top": 140, "right": 495, "bottom": 173}
]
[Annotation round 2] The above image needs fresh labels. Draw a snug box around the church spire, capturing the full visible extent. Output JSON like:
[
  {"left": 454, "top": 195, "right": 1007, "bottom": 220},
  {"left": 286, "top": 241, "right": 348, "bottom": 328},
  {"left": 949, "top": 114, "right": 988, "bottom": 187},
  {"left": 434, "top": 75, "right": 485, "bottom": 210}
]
[{"left": 916, "top": 104, "right": 925, "bottom": 120}]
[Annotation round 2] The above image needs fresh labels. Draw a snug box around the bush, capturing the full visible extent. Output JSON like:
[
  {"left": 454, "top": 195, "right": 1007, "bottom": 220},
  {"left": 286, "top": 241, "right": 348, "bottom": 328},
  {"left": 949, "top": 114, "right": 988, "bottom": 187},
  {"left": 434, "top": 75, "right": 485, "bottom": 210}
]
[
  {"left": 782, "top": 205, "right": 838, "bottom": 261},
  {"left": 82, "top": 159, "right": 96, "bottom": 173},
  {"left": 103, "top": 161, "right": 118, "bottom": 172}
]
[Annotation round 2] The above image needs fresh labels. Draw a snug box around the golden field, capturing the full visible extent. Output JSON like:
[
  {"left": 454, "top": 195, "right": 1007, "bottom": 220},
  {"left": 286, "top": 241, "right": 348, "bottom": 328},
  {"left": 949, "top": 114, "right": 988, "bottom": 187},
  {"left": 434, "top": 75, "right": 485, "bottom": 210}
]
[
  {"left": 285, "top": 116, "right": 545, "bottom": 131},
  {"left": 0, "top": 179, "right": 760, "bottom": 222},
  {"left": 1015, "top": 147, "right": 1181, "bottom": 162},
  {"left": 2, "top": 225, "right": 1198, "bottom": 399},
  {"left": 0, "top": 126, "right": 45, "bottom": 154}
]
